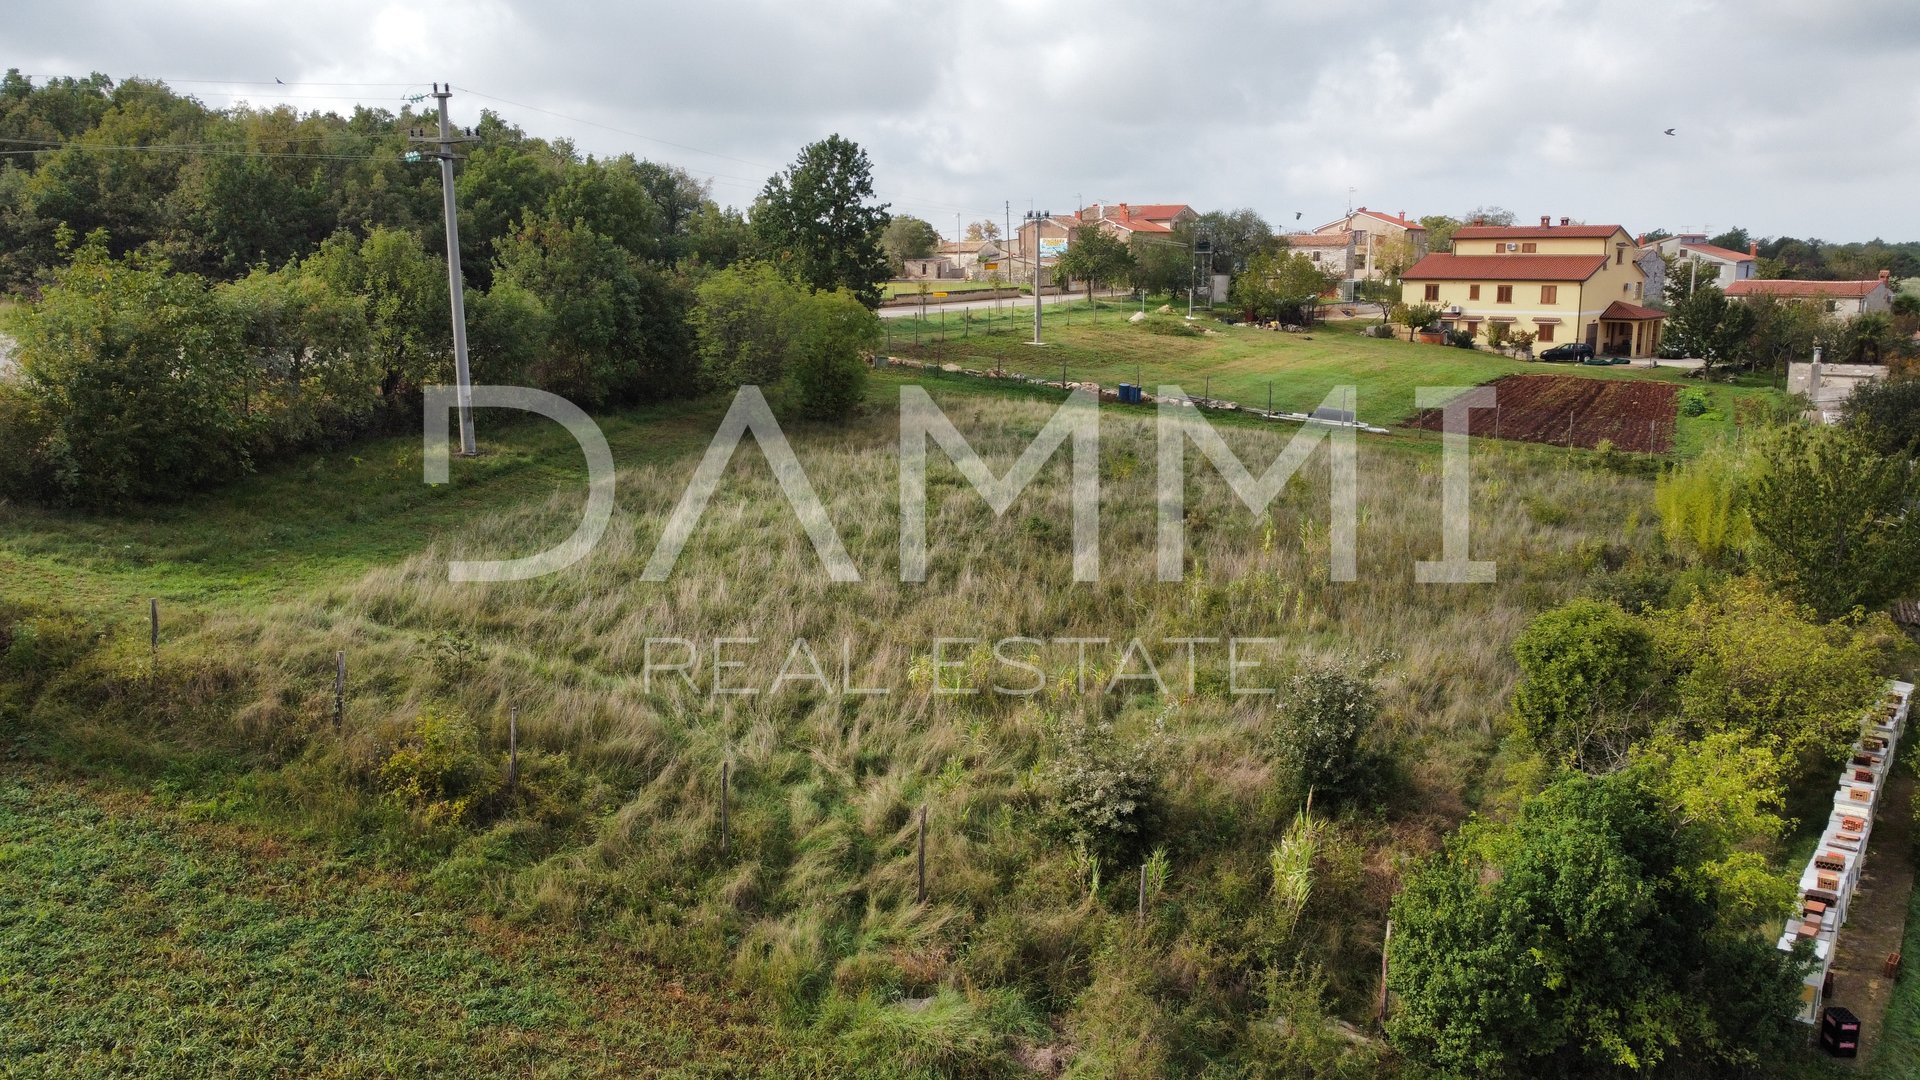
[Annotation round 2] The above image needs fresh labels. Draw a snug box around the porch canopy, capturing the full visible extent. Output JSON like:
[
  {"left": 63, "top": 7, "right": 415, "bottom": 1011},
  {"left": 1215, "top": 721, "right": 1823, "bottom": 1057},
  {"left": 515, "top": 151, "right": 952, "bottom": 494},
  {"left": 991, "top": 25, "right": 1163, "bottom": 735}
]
[{"left": 1598, "top": 300, "right": 1665, "bottom": 358}]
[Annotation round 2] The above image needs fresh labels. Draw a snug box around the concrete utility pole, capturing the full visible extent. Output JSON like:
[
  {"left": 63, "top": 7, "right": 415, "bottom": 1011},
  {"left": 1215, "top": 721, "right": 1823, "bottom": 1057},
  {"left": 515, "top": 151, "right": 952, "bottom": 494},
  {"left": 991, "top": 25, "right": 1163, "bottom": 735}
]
[
  {"left": 409, "top": 84, "right": 479, "bottom": 455},
  {"left": 1025, "top": 210, "right": 1050, "bottom": 346}
]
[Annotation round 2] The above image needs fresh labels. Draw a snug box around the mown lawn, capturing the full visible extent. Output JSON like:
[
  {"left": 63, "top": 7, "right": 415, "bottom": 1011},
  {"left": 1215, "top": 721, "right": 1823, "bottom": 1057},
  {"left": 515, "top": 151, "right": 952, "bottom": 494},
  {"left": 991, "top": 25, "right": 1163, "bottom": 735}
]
[
  {"left": 0, "top": 766, "right": 834, "bottom": 1078},
  {"left": 885, "top": 309, "right": 1781, "bottom": 456}
]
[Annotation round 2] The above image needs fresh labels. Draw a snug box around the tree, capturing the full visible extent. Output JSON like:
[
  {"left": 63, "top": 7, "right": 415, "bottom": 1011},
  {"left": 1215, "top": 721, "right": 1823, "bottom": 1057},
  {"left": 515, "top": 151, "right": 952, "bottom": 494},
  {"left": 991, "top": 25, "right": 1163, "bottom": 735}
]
[
  {"left": 880, "top": 215, "right": 940, "bottom": 275},
  {"left": 1180, "top": 208, "right": 1275, "bottom": 274},
  {"left": 964, "top": 219, "right": 1000, "bottom": 243},
  {"left": 1050, "top": 225, "right": 1131, "bottom": 303},
  {"left": 1354, "top": 278, "right": 1396, "bottom": 322},
  {"left": 1661, "top": 284, "right": 1754, "bottom": 371},
  {"left": 1419, "top": 215, "right": 1463, "bottom": 253},
  {"left": 1651, "top": 577, "right": 1892, "bottom": 772},
  {"left": 1128, "top": 235, "right": 1188, "bottom": 299},
  {"left": 1744, "top": 423, "right": 1920, "bottom": 619},
  {"left": 1461, "top": 205, "right": 1515, "bottom": 227},
  {"left": 1393, "top": 302, "right": 1439, "bottom": 341},
  {"left": 8, "top": 234, "right": 252, "bottom": 502},
  {"left": 1741, "top": 294, "right": 1834, "bottom": 378},
  {"left": 752, "top": 134, "right": 892, "bottom": 308},
  {"left": 789, "top": 288, "right": 879, "bottom": 422},
  {"left": 1509, "top": 599, "right": 1657, "bottom": 771},
  {"left": 1708, "top": 226, "right": 1752, "bottom": 254},
  {"left": 1389, "top": 768, "right": 1804, "bottom": 1078},
  {"left": 1835, "top": 311, "right": 1898, "bottom": 364},
  {"left": 689, "top": 261, "right": 806, "bottom": 389},
  {"left": 1842, "top": 374, "right": 1920, "bottom": 457},
  {"left": 1654, "top": 443, "right": 1754, "bottom": 566}
]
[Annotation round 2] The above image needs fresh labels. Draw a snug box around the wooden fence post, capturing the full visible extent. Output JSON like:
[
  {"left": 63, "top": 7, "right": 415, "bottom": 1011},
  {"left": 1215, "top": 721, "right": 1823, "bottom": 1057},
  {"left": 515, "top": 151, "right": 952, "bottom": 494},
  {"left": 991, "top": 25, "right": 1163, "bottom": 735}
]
[
  {"left": 1137, "top": 863, "right": 1147, "bottom": 924},
  {"left": 915, "top": 805, "right": 928, "bottom": 904},
  {"left": 507, "top": 705, "right": 519, "bottom": 791},
  {"left": 149, "top": 599, "right": 159, "bottom": 654},
  {"left": 720, "top": 760, "right": 730, "bottom": 858},
  {"left": 334, "top": 651, "right": 345, "bottom": 729},
  {"left": 1378, "top": 918, "right": 1393, "bottom": 1024}
]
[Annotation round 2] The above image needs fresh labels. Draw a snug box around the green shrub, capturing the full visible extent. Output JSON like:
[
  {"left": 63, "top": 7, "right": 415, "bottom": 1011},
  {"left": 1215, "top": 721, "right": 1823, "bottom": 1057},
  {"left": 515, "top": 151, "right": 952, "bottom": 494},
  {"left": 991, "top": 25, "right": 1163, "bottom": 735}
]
[
  {"left": 377, "top": 708, "right": 500, "bottom": 829},
  {"left": 819, "top": 989, "right": 1033, "bottom": 1080},
  {"left": 1139, "top": 317, "right": 1200, "bottom": 337},
  {"left": 1509, "top": 599, "right": 1655, "bottom": 770},
  {"left": 1043, "top": 717, "right": 1163, "bottom": 867},
  {"left": 791, "top": 288, "right": 880, "bottom": 421},
  {"left": 1678, "top": 387, "right": 1711, "bottom": 417},
  {"left": 1271, "top": 665, "right": 1381, "bottom": 803}
]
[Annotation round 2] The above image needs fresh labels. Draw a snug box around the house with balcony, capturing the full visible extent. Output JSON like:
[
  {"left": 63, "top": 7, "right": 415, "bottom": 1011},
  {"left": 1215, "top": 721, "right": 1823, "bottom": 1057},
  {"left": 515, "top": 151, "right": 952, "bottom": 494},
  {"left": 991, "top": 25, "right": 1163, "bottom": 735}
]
[{"left": 1399, "top": 217, "right": 1665, "bottom": 357}]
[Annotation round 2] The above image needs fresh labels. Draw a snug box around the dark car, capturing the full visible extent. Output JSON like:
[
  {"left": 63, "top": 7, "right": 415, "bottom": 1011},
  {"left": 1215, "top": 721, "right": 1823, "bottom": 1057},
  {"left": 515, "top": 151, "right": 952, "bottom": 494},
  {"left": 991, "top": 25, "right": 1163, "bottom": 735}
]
[{"left": 1537, "top": 342, "right": 1594, "bottom": 363}]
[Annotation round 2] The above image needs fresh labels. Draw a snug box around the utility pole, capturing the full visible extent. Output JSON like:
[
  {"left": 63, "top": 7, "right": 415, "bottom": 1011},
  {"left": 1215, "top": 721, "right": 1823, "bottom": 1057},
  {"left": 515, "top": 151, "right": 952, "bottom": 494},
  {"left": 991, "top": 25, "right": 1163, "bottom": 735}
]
[
  {"left": 408, "top": 84, "right": 479, "bottom": 456},
  {"left": 1025, "top": 209, "right": 1050, "bottom": 346}
]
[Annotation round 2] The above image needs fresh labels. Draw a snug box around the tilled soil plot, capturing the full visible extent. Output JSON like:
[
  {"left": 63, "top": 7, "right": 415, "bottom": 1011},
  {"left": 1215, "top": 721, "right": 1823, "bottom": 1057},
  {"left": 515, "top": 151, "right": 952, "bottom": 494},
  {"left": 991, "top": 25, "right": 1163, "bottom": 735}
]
[{"left": 1404, "top": 374, "right": 1678, "bottom": 452}]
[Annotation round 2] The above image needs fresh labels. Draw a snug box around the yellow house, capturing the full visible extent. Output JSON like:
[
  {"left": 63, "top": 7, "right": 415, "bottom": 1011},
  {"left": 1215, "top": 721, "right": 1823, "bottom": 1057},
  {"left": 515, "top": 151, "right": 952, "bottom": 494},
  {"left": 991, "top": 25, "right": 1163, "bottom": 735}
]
[{"left": 1400, "top": 219, "right": 1665, "bottom": 357}]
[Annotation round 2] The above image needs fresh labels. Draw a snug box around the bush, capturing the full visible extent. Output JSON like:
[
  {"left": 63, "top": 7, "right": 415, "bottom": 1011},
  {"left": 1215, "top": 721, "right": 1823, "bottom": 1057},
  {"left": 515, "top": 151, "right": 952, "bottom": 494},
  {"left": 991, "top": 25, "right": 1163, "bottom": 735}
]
[
  {"left": 1678, "top": 387, "right": 1711, "bottom": 417},
  {"left": 1139, "top": 316, "right": 1200, "bottom": 337},
  {"left": 1043, "top": 717, "right": 1162, "bottom": 867},
  {"left": 378, "top": 708, "right": 501, "bottom": 830},
  {"left": 791, "top": 288, "right": 880, "bottom": 422},
  {"left": 1444, "top": 328, "right": 1477, "bottom": 349},
  {"left": 1509, "top": 599, "right": 1655, "bottom": 770},
  {"left": 1271, "top": 665, "right": 1380, "bottom": 803}
]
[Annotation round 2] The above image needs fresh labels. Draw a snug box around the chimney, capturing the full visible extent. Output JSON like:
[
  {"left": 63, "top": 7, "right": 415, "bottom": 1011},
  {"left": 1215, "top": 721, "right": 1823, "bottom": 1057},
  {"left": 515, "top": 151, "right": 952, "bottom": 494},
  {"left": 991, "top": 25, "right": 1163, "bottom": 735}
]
[
  {"left": 1749, "top": 241, "right": 1758, "bottom": 257},
  {"left": 1356, "top": 205, "right": 1366, "bottom": 212},
  {"left": 1117, "top": 202, "right": 1128, "bottom": 219},
  {"left": 1560, "top": 216, "right": 1570, "bottom": 226},
  {"left": 1397, "top": 209, "right": 1404, "bottom": 220},
  {"left": 1473, "top": 217, "right": 1486, "bottom": 227},
  {"left": 1540, "top": 215, "right": 1551, "bottom": 227}
]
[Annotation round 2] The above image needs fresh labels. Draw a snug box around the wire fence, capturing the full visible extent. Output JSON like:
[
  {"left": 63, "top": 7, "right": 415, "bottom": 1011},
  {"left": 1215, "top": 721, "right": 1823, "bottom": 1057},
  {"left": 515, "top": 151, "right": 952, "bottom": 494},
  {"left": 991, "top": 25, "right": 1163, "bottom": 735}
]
[{"left": 878, "top": 304, "right": 1679, "bottom": 457}]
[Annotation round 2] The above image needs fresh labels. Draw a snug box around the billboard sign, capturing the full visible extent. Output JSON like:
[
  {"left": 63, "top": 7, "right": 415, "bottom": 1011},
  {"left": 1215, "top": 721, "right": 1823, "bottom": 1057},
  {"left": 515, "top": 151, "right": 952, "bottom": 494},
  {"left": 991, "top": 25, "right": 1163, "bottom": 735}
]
[{"left": 1038, "top": 237, "right": 1068, "bottom": 258}]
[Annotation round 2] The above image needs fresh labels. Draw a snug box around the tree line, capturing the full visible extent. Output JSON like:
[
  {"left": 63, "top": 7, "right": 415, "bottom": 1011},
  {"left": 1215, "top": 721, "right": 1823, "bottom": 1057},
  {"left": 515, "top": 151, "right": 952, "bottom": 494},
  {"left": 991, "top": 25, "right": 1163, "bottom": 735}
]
[{"left": 0, "top": 73, "right": 896, "bottom": 503}]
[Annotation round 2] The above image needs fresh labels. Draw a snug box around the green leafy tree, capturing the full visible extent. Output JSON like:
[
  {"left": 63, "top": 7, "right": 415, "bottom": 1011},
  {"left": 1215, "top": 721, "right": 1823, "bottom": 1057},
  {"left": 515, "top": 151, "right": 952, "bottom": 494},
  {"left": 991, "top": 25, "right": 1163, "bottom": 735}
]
[
  {"left": 1056, "top": 225, "right": 1135, "bottom": 302},
  {"left": 1389, "top": 768, "right": 1804, "bottom": 1078},
  {"left": 303, "top": 226, "right": 450, "bottom": 407},
  {"left": 8, "top": 235, "right": 252, "bottom": 502},
  {"left": 1661, "top": 283, "right": 1754, "bottom": 370},
  {"left": 1393, "top": 302, "right": 1439, "bottom": 341},
  {"left": 1419, "top": 214, "right": 1463, "bottom": 252},
  {"left": 1179, "top": 208, "right": 1275, "bottom": 274},
  {"left": 690, "top": 261, "right": 807, "bottom": 389},
  {"left": 1128, "top": 235, "right": 1189, "bottom": 299},
  {"left": 880, "top": 214, "right": 940, "bottom": 275},
  {"left": 1842, "top": 374, "right": 1920, "bottom": 457},
  {"left": 1509, "top": 599, "right": 1657, "bottom": 771},
  {"left": 752, "top": 134, "right": 892, "bottom": 307},
  {"left": 789, "top": 287, "right": 879, "bottom": 421},
  {"left": 1744, "top": 423, "right": 1920, "bottom": 618},
  {"left": 1651, "top": 576, "right": 1892, "bottom": 771},
  {"left": 1741, "top": 294, "right": 1834, "bottom": 378}
]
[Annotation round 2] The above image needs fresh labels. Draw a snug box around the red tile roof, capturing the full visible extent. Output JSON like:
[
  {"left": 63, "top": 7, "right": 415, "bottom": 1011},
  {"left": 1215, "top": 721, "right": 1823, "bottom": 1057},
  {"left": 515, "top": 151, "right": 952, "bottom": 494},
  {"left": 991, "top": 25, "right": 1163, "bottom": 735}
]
[
  {"left": 1600, "top": 300, "right": 1666, "bottom": 320},
  {"left": 1453, "top": 224, "right": 1627, "bottom": 240},
  {"left": 1097, "top": 216, "right": 1172, "bottom": 234},
  {"left": 1402, "top": 253, "right": 1609, "bottom": 282},
  {"left": 1727, "top": 278, "right": 1887, "bottom": 299},
  {"left": 1354, "top": 208, "right": 1425, "bottom": 230},
  {"left": 1679, "top": 242, "right": 1755, "bottom": 262},
  {"left": 1127, "top": 204, "right": 1193, "bottom": 221},
  {"left": 1285, "top": 232, "right": 1356, "bottom": 247}
]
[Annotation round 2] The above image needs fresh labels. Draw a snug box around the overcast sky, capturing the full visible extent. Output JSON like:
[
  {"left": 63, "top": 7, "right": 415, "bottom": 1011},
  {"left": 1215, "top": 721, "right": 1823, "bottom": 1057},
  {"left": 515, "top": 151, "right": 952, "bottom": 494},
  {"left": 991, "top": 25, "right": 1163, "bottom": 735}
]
[{"left": 14, "top": 0, "right": 1920, "bottom": 241}]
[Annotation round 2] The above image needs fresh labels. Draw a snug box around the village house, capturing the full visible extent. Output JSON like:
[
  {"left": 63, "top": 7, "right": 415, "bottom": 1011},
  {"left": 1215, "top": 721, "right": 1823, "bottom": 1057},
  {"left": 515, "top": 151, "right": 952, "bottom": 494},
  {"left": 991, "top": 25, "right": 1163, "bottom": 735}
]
[
  {"left": 1078, "top": 202, "right": 1197, "bottom": 233},
  {"left": 1283, "top": 230, "right": 1360, "bottom": 282},
  {"left": 1399, "top": 216, "right": 1665, "bottom": 357},
  {"left": 1312, "top": 207, "right": 1428, "bottom": 284},
  {"left": 1645, "top": 232, "right": 1758, "bottom": 290},
  {"left": 1726, "top": 272, "right": 1896, "bottom": 318}
]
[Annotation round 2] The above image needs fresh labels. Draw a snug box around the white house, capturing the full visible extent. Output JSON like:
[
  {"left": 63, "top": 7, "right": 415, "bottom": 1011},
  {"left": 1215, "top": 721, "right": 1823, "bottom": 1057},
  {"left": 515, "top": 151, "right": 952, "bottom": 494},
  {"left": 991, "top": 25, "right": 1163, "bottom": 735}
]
[
  {"left": 1645, "top": 233, "right": 1757, "bottom": 290},
  {"left": 1727, "top": 272, "right": 1896, "bottom": 318}
]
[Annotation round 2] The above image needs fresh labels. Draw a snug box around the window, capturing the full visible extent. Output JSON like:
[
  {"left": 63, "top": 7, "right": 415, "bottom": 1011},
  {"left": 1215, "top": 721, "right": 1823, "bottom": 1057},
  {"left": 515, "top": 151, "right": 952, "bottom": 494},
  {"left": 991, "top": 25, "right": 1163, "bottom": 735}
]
[
  {"left": 1615, "top": 244, "right": 1625, "bottom": 265},
  {"left": 1310, "top": 251, "right": 1321, "bottom": 262},
  {"left": 1540, "top": 285, "right": 1558, "bottom": 304},
  {"left": 1521, "top": 242, "right": 1537, "bottom": 253},
  {"left": 1825, "top": 300, "right": 1838, "bottom": 313},
  {"left": 1424, "top": 283, "right": 1440, "bottom": 302},
  {"left": 1496, "top": 285, "right": 1513, "bottom": 303},
  {"left": 1634, "top": 282, "right": 1642, "bottom": 298},
  {"left": 1536, "top": 322, "right": 1555, "bottom": 342},
  {"left": 1468, "top": 284, "right": 1481, "bottom": 300}
]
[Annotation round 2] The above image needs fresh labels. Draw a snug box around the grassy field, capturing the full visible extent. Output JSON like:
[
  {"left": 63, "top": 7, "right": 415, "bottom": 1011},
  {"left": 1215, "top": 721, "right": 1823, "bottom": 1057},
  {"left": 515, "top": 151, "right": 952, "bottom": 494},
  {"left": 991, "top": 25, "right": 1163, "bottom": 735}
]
[
  {"left": 881, "top": 307, "right": 1781, "bottom": 458},
  {"left": 0, "top": 766, "right": 836, "bottom": 1077},
  {"left": 0, "top": 362, "right": 1686, "bottom": 1074}
]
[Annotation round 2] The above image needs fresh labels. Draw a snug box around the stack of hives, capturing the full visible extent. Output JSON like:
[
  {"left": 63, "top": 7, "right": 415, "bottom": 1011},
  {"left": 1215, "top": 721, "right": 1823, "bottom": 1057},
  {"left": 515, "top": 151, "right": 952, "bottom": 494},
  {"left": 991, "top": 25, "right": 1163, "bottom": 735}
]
[{"left": 1776, "top": 680, "right": 1914, "bottom": 1024}]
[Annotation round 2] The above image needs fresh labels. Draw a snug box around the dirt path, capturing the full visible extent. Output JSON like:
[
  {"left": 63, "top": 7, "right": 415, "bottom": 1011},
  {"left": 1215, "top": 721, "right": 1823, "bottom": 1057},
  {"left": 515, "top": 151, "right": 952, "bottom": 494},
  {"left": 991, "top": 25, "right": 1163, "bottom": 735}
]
[{"left": 1825, "top": 766, "right": 1915, "bottom": 1068}]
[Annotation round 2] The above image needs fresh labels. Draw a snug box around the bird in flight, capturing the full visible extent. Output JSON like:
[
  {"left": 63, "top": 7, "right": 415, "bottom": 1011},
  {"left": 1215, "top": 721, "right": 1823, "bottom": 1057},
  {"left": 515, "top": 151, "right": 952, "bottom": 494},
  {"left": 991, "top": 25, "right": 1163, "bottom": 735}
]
[
  {"left": 1663, "top": 127, "right": 1676, "bottom": 136},
  {"left": 275, "top": 77, "right": 285, "bottom": 85},
  {"left": 1294, "top": 211, "right": 1303, "bottom": 220}
]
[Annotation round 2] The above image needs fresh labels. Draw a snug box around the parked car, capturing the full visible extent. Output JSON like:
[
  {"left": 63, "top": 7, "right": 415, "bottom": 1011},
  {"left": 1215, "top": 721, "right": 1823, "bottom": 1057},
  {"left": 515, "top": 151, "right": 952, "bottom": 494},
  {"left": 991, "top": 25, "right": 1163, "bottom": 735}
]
[{"left": 1537, "top": 342, "right": 1594, "bottom": 363}]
